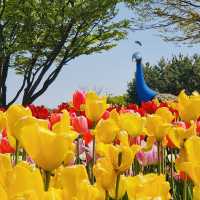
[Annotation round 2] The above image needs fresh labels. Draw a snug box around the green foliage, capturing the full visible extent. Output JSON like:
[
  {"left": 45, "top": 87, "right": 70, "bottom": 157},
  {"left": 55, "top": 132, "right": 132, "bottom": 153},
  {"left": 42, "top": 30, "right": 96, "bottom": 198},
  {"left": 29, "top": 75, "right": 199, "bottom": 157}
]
[
  {"left": 126, "top": 54, "right": 200, "bottom": 103},
  {"left": 107, "top": 95, "right": 127, "bottom": 105},
  {"left": 126, "top": 79, "right": 138, "bottom": 104},
  {"left": 0, "top": 0, "right": 131, "bottom": 106},
  {"left": 125, "top": 0, "right": 200, "bottom": 43}
]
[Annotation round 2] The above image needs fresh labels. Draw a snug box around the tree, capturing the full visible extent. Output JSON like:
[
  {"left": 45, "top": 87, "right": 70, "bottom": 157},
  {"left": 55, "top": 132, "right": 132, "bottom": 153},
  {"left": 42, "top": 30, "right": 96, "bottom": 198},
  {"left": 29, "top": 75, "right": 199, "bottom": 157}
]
[
  {"left": 0, "top": 0, "right": 133, "bottom": 107},
  {"left": 126, "top": 54, "right": 200, "bottom": 103},
  {"left": 126, "top": 0, "right": 200, "bottom": 43},
  {"left": 107, "top": 94, "right": 127, "bottom": 105}
]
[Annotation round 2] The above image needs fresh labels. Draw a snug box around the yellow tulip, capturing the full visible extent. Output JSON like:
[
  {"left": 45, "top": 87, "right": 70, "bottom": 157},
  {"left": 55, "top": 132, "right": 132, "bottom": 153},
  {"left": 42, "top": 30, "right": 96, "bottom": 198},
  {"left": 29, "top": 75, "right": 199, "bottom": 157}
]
[
  {"left": 6, "top": 104, "right": 32, "bottom": 137},
  {"left": 145, "top": 114, "right": 171, "bottom": 141},
  {"left": 126, "top": 174, "right": 171, "bottom": 200},
  {"left": 63, "top": 142, "right": 76, "bottom": 166},
  {"left": 155, "top": 107, "right": 174, "bottom": 123},
  {"left": 184, "top": 136, "right": 200, "bottom": 164},
  {"left": 43, "top": 188, "right": 63, "bottom": 200},
  {"left": 179, "top": 162, "right": 200, "bottom": 186},
  {"left": 0, "top": 154, "right": 44, "bottom": 200},
  {"left": 0, "top": 154, "right": 12, "bottom": 188},
  {"left": 74, "top": 180, "right": 105, "bottom": 200},
  {"left": 118, "top": 113, "right": 145, "bottom": 136},
  {"left": 4, "top": 104, "right": 32, "bottom": 148},
  {"left": 96, "top": 142, "right": 110, "bottom": 157},
  {"left": 108, "top": 175, "right": 126, "bottom": 199},
  {"left": 52, "top": 110, "right": 71, "bottom": 133},
  {"left": 176, "top": 136, "right": 200, "bottom": 188},
  {"left": 167, "top": 122, "right": 196, "bottom": 148},
  {"left": 0, "top": 111, "right": 7, "bottom": 131},
  {"left": 16, "top": 117, "right": 77, "bottom": 171},
  {"left": 60, "top": 165, "right": 88, "bottom": 199},
  {"left": 93, "top": 157, "right": 116, "bottom": 191},
  {"left": 6, "top": 162, "right": 44, "bottom": 200},
  {"left": 117, "top": 130, "right": 129, "bottom": 146},
  {"left": 177, "top": 90, "right": 200, "bottom": 121},
  {"left": 193, "top": 186, "right": 200, "bottom": 200},
  {"left": 85, "top": 91, "right": 108, "bottom": 122},
  {"left": 0, "top": 184, "right": 7, "bottom": 200},
  {"left": 94, "top": 118, "right": 119, "bottom": 144},
  {"left": 110, "top": 109, "right": 120, "bottom": 125},
  {"left": 108, "top": 144, "right": 140, "bottom": 173}
]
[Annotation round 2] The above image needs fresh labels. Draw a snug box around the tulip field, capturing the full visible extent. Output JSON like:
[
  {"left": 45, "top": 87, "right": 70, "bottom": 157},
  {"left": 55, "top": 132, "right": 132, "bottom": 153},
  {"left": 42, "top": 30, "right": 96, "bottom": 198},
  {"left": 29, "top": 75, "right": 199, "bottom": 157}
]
[{"left": 1, "top": 90, "right": 200, "bottom": 200}]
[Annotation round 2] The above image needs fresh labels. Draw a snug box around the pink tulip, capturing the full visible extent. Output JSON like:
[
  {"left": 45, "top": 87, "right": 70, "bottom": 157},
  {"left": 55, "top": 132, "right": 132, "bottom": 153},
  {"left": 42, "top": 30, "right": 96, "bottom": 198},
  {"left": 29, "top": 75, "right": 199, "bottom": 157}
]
[
  {"left": 72, "top": 115, "right": 89, "bottom": 135},
  {"left": 72, "top": 90, "right": 86, "bottom": 111},
  {"left": 136, "top": 141, "right": 158, "bottom": 166}
]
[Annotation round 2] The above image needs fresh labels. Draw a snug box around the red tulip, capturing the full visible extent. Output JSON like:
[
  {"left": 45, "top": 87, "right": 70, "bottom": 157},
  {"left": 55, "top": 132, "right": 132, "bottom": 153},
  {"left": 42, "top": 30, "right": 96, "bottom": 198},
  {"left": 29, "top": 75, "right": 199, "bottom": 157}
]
[
  {"left": 101, "top": 111, "right": 110, "bottom": 120},
  {"left": 49, "top": 113, "right": 61, "bottom": 128},
  {"left": 0, "top": 137, "right": 15, "bottom": 153},
  {"left": 72, "top": 90, "right": 86, "bottom": 111},
  {"left": 28, "top": 104, "right": 49, "bottom": 119},
  {"left": 0, "top": 129, "right": 15, "bottom": 153},
  {"left": 141, "top": 101, "right": 158, "bottom": 114}
]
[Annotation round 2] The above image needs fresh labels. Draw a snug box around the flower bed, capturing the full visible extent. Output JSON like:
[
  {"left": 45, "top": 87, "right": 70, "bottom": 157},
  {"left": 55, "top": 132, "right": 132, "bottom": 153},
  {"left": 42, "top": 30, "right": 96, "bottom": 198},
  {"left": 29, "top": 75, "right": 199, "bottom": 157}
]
[{"left": 0, "top": 90, "right": 200, "bottom": 199}]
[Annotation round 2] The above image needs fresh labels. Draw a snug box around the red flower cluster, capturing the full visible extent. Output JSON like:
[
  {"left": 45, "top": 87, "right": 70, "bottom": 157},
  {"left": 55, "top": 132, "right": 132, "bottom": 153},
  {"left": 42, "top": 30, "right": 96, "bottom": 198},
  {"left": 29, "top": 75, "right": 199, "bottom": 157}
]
[{"left": 0, "top": 129, "right": 15, "bottom": 153}]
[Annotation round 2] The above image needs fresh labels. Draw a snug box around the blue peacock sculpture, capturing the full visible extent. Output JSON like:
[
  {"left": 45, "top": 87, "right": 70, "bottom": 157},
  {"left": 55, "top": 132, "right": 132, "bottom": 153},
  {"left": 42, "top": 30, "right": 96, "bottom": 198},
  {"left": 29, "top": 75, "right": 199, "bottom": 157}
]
[{"left": 132, "top": 52, "right": 176, "bottom": 103}]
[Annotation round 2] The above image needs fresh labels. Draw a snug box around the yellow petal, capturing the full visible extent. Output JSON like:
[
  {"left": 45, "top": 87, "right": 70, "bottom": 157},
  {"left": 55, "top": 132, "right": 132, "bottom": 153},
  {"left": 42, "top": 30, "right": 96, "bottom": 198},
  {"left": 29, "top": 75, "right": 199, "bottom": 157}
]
[
  {"left": 95, "top": 118, "right": 119, "bottom": 144},
  {"left": 85, "top": 91, "right": 108, "bottom": 122},
  {"left": 0, "top": 184, "right": 8, "bottom": 200},
  {"left": 155, "top": 107, "right": 174, "bottom": 123},
  {"left": 0, "top": 111, "right": 7, "bottom": 131},
  {"left": 126, "top": 174, "right": 170, "bottom": 199},
  {"left": 43, "top": 188, "right": 63, "bottom": 200},
  {"left": 6, "top": 163, "right": 44, "bottom": 199},
  {"left": 93, "top": 157, "right": 116, "bottom": 190},
  {"left": 0, "top": 154, "right": 12, "bottom": 188},
  {"left": 184, "top": 136, "right": 200, "bottom": 164},
  {"left": 119, "top": 113, "right": 145, "bottom": 136},
  {"left": 6, "top": 104, "right": 32, "bottom": 137},
  {"left": 193, "top": 186, "right": 200, "bottom": 200},
  {"left": 19, "top": 120, "right": 75, "bottom": 171},
  {"left": 52, "top": 110, "right": 70, "bottom": 133},
  {"left": 61, "top": 165, "right": 88, "bottom": 199}
]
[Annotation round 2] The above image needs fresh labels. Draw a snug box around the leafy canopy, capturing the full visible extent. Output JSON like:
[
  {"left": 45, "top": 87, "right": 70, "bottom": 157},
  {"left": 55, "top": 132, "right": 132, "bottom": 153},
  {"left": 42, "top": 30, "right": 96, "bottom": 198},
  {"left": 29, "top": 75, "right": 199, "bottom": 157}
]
[{"left": 0, "top": 0, "right": 132, "bottom": 106}]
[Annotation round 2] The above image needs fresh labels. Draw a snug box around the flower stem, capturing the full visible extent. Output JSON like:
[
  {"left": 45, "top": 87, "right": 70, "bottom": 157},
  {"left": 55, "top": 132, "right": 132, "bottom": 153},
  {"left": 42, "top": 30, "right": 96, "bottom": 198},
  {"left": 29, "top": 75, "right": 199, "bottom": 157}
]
[
  {"left": 91, "top": 135, "right": 96, "bottom": 184},
  {"left": 157, "top": 141, "right": 161, "bottom": 174},
  {"left": 183, "top": 179, "right": 187, "bottom": 200},
  {"left": 115, "top": 152, "right": 122, "bottom": 200},
  {"left": 22, "top": 148, "right": 26, "bottom": 161},
  {"left": 15, "top": 140, "right": 19, "bottom": 165},
  {"left": 170, "top": 148, "right": 174, "bottom": 199},
  {"left": 76, "top": 136, "right": 81, "bottom": 164},
  {"left": 106, "top": 190, "right": 109, "bottom": 200},
  {"left": 44, "top": 170, "right": 51, "bottom": 191}
]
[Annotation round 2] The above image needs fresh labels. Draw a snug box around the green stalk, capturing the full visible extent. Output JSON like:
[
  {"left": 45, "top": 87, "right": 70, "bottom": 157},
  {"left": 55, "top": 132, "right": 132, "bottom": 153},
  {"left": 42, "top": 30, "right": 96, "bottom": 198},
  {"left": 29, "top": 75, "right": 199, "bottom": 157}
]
[
  {"left": 183, "top": 179, "right": 187, "bottom": 200},
  {"left": 44, "top": 170, "right": 51, "bottom": 191},
  {"left": 170, "top": 148, "right": 174, "bottom": 199},
  {"left": 76, "top": 136, "right": 81, "bottom": 164},
  {"left": 106, "top": 190, "right": 109, "bottom": 200},
  {"left": 91, "top": 135, "right": 96, "bottom": 184},
  {"left": 157, "top": 141, "right": 161, "bottom": 174},
  {"left": 22, "top": 148, "right": 26, "bottom": 161},
  {"left": 15, "top": 140, "right": 19, "bottom": 165},
  {"left": 115, "top": 152, "right": 122, "bottom": 200}
]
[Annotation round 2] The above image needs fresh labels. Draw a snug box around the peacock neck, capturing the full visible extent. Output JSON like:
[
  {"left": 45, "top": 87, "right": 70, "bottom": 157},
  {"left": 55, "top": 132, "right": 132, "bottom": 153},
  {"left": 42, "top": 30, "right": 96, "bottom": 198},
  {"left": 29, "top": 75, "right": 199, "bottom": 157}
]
[
  {"left": 136, "top": 60, "right": 146, "bottom": 88},
  {"left": 135, "top": 59, "right": 157, "bottom": 102}
]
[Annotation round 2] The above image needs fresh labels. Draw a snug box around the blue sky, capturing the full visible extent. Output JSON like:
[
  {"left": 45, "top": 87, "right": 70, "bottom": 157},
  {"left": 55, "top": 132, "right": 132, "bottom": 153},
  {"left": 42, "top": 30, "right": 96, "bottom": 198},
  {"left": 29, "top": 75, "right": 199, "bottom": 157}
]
[{"left": 7, "top": 5, "right": 200, "bottom": 107}]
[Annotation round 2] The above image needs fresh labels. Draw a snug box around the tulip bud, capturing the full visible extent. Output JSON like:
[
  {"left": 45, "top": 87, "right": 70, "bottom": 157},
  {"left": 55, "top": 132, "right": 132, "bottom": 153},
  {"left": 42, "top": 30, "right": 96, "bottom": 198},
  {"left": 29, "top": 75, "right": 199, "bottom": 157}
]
[{"left": 73, "top": 90, "right": 86, "bottom": 111}]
